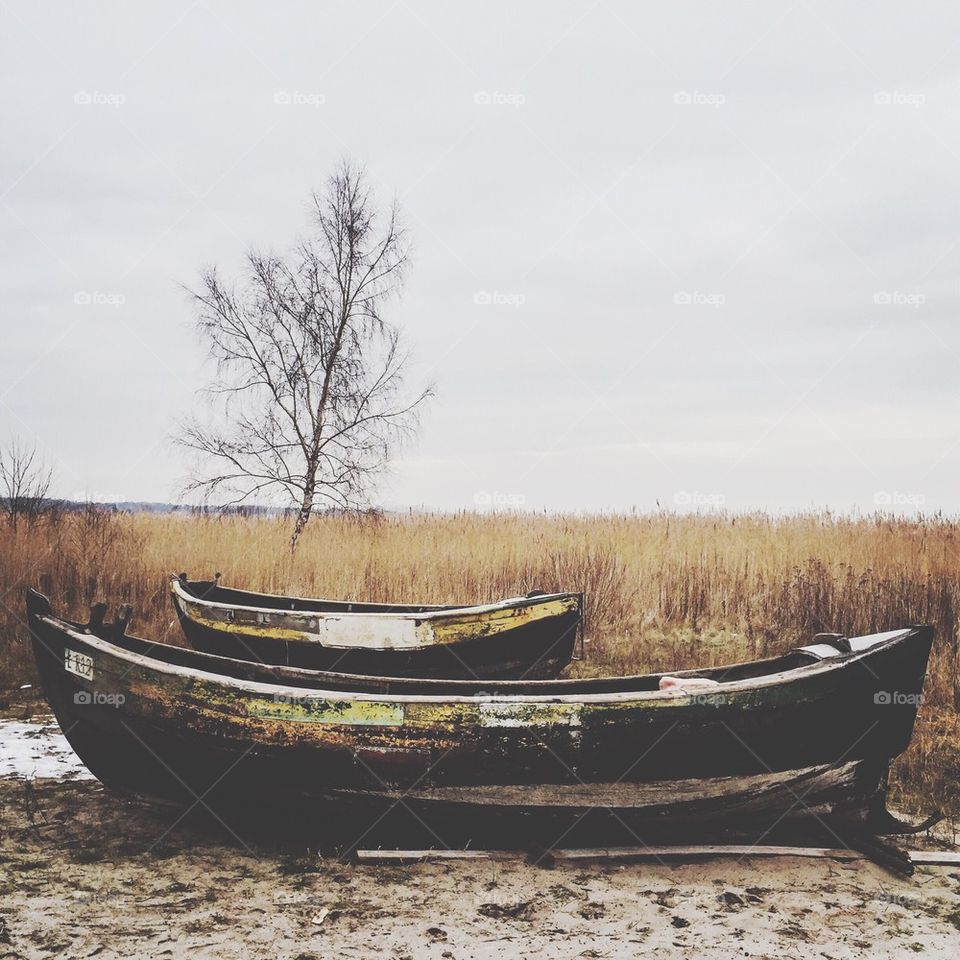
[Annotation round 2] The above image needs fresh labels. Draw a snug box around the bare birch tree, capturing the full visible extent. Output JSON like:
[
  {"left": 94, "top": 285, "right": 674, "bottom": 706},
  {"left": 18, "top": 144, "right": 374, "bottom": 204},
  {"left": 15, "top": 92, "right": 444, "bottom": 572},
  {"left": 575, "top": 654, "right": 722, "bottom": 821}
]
[
  {"left": 181, "top": 161, "right": 431, "bottom": 553},
  {"left": 0, "top": 439, "right": 53, "bottom": 529}
]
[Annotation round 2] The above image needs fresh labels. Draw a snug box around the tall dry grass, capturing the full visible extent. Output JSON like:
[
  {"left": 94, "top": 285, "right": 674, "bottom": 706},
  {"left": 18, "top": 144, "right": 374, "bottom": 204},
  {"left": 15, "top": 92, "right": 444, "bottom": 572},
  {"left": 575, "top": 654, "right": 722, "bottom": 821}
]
[{"left": 1, "top": 508, "right": 958, "bottom": 820}]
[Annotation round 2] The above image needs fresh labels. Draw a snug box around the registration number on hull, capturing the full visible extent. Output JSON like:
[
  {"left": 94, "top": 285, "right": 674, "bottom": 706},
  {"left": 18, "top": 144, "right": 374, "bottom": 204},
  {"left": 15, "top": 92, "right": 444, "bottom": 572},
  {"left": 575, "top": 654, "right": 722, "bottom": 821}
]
[{"left": 65, "top": 649, "right": 94, "bottom": 680}]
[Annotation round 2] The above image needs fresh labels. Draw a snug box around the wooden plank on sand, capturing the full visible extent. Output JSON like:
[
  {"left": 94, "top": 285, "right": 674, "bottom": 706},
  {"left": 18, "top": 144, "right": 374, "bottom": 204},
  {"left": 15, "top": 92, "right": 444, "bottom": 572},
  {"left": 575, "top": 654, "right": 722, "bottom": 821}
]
[{"left": 355, "top": 845, "right": 960, "bottom": 866}]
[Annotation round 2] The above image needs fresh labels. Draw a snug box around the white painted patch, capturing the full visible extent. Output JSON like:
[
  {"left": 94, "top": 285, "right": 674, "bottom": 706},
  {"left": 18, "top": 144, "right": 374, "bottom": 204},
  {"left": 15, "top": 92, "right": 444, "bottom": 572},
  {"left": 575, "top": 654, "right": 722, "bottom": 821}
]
[
  {"left": 478, "top": 702, "right": 582, "bottom": 728},
  {"left": 64, "top": 649, "right": 94, "bottom": 680},
  {"left": 0, "top": 718, "right": 94, "bottom": 780},
  {"left": 317, "top": 615, "right": 423, "bottom": 650}
]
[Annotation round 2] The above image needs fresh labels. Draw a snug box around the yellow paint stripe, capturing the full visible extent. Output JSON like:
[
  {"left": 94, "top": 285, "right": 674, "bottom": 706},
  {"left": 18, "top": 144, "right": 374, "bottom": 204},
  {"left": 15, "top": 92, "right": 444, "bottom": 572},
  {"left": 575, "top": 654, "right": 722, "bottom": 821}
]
[
  {"left": 244, "top": 697, "right": 406, "bottom": 726},
  {"left": 186, "top": 610, "right": 310, "bottom": 642},
  {"left": 427, "top": 596, "right": 579, "bottom": 646},
  {"left": 183, "top": 595, "right": 580, "bottom": 650}
]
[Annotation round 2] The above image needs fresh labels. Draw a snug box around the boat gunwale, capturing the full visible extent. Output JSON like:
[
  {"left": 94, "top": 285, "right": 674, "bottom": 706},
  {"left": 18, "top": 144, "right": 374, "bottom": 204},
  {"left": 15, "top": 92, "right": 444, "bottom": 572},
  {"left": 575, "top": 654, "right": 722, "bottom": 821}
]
[
  {"left": 171, "top": 575, "right": 580, "bottom": 623},
  {"left": 33, "top": 611, "right": 925, "bottom": 709}
]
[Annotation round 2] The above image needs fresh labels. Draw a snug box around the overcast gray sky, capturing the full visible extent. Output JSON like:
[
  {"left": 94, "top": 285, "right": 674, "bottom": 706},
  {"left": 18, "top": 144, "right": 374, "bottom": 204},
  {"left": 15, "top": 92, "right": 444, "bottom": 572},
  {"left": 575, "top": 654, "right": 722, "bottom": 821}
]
[{"left": 1, "top": 1, "right": 958, "bottom": 514}]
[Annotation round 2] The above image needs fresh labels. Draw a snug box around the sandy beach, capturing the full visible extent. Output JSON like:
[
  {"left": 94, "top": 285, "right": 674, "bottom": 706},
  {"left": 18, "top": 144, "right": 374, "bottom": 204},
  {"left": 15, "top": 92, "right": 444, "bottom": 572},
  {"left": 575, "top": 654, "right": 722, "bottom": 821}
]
[{"left": 2, "top": 716, "right": 958, "bottom": 960}]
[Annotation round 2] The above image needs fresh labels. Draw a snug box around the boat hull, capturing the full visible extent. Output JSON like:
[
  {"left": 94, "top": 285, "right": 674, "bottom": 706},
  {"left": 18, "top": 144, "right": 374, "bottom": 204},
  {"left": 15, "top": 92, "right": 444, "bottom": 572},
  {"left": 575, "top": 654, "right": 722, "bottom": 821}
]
[
  {"left": 174, "top": 606, "right": 581, "bottom": 679},
  {"left": 171, "top": 578, "right": 582, "bottom": 680},
  {"left": 28, "top": 600, "right": 933, "bottom": 838}
]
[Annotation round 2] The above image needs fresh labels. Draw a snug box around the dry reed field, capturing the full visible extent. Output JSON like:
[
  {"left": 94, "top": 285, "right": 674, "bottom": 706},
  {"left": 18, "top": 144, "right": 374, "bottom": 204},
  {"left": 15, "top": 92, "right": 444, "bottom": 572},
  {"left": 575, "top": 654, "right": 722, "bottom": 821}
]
[{"left": 2, "top": 508, "right": 958, "bottom": 823}]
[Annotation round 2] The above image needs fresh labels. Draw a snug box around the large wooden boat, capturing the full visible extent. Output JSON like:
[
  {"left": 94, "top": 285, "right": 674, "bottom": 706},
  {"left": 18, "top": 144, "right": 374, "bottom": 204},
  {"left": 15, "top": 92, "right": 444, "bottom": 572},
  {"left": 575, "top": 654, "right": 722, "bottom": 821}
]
[
  {"left": 28, "top": 590, "right": 933, "bottom": 840},
  {"left": 170, "top": 574, "right": 582, "bottom": 680}
]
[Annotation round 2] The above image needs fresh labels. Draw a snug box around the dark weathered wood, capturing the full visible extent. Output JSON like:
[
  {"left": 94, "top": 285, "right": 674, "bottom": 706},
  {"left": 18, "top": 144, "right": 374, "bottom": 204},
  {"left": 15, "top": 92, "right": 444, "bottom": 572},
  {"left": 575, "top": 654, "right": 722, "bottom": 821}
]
[
  {"left": 171, "top": 575, "right": 583, "bottom": 680},
  {"left": 25, "top": 591, "right": 934, "bottom": 844},
  {"left": 841, "top": 832, "right": 915, "bottom": 876}
]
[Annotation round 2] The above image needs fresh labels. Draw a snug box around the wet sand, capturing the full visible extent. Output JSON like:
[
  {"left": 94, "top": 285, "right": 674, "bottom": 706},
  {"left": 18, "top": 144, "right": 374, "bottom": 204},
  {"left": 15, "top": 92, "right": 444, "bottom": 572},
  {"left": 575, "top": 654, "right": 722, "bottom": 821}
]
[{"left": 1, "top": 717, "right": 959, "bottom": 959}]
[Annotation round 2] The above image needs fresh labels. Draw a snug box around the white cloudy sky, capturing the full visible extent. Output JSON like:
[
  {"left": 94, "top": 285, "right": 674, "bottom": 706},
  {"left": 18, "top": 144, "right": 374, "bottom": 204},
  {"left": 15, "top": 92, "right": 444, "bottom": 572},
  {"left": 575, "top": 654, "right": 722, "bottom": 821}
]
[{"left": 1, "top": 1, "right": 958, "bottom": 513}]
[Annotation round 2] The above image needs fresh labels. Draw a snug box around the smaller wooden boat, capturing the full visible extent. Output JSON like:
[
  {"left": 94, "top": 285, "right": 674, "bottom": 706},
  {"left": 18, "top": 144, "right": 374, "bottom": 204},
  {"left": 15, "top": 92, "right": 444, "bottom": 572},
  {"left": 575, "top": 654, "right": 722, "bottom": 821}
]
[
  {"left": 170, "top": 574, "right": 582, "bottom": 680},
  {"left": 28, "top": 589, "right": 934, "bottom": 844}
]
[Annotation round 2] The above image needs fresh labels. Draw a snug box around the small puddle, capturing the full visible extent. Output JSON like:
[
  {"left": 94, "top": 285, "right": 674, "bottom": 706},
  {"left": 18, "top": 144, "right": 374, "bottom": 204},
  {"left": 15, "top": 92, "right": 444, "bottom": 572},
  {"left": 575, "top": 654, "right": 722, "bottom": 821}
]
[{"left": 0, "top": 717, "right": 94, "bottom": 780}]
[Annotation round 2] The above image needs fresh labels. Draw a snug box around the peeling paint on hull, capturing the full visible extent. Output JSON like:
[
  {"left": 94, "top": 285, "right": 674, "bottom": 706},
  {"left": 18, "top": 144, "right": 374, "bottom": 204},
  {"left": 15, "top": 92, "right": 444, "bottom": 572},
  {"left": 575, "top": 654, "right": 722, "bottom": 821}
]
[
  {"left": 170, "top": 576, "right": 582, "bottom": 679},
  {"left": 26, "top": 594, "right": 933, "bottom": 838}
]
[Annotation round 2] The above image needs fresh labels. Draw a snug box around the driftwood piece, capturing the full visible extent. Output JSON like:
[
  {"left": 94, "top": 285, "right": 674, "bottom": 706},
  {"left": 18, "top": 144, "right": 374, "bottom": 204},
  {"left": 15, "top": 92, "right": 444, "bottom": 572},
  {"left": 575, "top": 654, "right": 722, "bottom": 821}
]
[{"left": 354, "top": 845, "right": 960, "bottom": 868}]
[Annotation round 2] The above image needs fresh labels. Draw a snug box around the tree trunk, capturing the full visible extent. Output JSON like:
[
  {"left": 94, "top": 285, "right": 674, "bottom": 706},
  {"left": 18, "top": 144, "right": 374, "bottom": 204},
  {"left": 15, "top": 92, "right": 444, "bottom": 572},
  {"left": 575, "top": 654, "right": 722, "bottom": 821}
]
[{"left": 289, "top": 488, "right": 315, "bottom": 555}]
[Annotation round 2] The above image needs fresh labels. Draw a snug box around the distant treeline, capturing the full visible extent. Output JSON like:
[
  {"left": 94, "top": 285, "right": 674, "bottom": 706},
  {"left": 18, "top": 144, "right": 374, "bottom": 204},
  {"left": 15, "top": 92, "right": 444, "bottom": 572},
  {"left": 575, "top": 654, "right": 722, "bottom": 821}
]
[
  {"left": 0, "top": 498, "right": 296, "bottom": 518},
  {"left": 0, "top": 499, "right": 398, "bottom": 519},
  {"left": 73, "top": 501, "right": 294, "bottom": 517}
]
